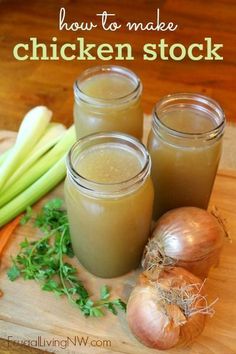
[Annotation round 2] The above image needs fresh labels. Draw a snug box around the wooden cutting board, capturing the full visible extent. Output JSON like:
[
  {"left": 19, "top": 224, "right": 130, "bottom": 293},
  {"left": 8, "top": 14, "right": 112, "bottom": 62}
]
[{"left": 0, "top": 131, "right": 236, "bottom": 354}]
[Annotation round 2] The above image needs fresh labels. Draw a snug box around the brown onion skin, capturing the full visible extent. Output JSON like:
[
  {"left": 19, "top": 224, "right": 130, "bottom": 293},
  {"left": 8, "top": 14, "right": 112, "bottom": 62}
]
[
  {"left": 158, "top": 268, "right": 206, "bottom": 346},
  {"left": 127, "top": 267, "right": 206, "bottom": 350},
  {"left": 127, "top": 285, "right": 180, "bottom": 350},
  {"left": 143, "top": 207, "right": 225, "bottom": 278}
]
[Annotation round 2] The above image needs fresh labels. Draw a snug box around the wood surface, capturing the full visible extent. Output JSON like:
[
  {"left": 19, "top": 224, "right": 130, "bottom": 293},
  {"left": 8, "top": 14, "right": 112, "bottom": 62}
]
[
  {"left": 0, "top": 0, "right": 236, "bottom": 132},
  {"left": 0, "top": 130, "right": 236, "bottom": 354}
]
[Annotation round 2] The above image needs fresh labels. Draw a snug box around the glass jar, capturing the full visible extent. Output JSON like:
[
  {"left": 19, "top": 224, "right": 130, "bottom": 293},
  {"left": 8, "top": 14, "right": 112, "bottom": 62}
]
[
  {"left": 64, "top": 132, "right": 154, "bottom": 278},
  {"left": 73, "top": 65, "right": 143, "bottom": 140},
  {"left": 148, "top": 93, "right": 225, "bottom": 220}
]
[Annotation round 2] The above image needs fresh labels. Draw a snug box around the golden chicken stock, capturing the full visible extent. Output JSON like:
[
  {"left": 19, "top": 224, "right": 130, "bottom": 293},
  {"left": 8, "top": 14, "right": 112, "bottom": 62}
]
[
  {"left": 73, "top": 66, "right": 143, "bottom": 140},
  {"left": 148, "top": 94, "right": 225, "bottom": 220},
  {"left": 65, "top": 133, "right": 154, "bottom": 278}
]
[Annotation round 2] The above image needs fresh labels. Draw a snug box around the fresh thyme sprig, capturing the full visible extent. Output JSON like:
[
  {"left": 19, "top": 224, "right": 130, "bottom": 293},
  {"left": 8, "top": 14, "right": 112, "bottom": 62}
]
[{"left": 7, "top": 198, "right": 126, "bottom": 317}]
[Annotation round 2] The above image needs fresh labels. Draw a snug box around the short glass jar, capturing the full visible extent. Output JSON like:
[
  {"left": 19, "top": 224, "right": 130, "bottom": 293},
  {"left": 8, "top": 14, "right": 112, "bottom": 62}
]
[
  {"left": 147, "top": 93, "right": 225, "bottom": 220},
  {"left": 64, "top": 132, "right": 154, "bottom": 278},
  {"left": 73, "top": 65, "right": 143, "bottom": 140}
]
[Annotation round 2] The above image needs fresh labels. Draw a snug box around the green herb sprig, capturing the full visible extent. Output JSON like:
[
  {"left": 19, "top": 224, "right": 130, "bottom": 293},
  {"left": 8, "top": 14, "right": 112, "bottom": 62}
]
[{"left": 7, "top": 198, "right": 126, "bottom": 317}]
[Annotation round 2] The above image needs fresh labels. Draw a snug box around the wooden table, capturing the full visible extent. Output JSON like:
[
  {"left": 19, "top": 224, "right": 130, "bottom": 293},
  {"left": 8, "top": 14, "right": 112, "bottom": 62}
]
[
  {"left": 0, "top": 131, "right": 236, "bottom": 354},
  {"left": 0, "top": 1, "right": 236, "bottom": 353}
]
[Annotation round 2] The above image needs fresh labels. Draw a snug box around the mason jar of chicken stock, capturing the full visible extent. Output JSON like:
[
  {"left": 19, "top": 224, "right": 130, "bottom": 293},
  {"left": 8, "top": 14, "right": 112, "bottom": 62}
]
[
  {"left": 148, "top": 93, "right": 225, "bottom": 220},
  {"left": 64, "top": 132, "right": 154, "bottom": 278},
  {"left": 73, "top": 65, "right": 144, "bottom": 140}
]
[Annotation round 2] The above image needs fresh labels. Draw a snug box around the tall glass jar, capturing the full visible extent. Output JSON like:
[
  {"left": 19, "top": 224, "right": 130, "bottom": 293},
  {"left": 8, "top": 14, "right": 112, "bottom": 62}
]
[
  {"left": 148, "top": 93, "right": 225, "bottom": 220},
  {"left": 73, "top": 65, "right": 143, "bottom": 140},
  {"left": 64, "top": 132, "right": 154, "bottom": 278}
]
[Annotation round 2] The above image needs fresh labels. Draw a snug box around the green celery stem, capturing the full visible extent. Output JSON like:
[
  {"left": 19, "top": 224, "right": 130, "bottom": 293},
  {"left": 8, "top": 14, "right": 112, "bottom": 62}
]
[{"left": 0, "top": 156, "right": 66, "bottom": 227}]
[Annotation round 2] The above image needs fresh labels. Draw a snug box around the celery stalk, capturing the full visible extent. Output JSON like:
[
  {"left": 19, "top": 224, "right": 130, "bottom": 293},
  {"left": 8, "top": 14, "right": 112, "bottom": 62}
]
[
  {"left": 0, "top": 149, "right": 11, "bottom": 166},
  {"left": 0, "top": 155, "right": 67, "bottom": 227},
  {"left": 0, "top": 125, "right": 76, "bottom": 208},
  {"left": 1, "top": 123, "right": 66, "bottom": 191},
  {"left": 0, "top": 106, "right": 52, "bottom": 191}
]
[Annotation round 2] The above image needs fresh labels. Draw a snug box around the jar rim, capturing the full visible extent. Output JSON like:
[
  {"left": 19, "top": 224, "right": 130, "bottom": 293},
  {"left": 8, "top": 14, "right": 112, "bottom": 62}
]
[
  {"left": 74, "top": 65, "right": 142, "bottom": 107},
  {"left": 66, "top": 132, "right": 151, "bottom": 197},
  {"left": 153, "top": 93, "right": 226, "bottom": 140}
]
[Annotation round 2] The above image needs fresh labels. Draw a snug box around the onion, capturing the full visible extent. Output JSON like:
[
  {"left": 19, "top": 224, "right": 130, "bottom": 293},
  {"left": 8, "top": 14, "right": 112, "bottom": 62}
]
[
  {"left": 142, "top": 207, "right": 225, "bottom": 278},
  {"left": 127, "top": 267, "right": 215, "bottom": 350}
]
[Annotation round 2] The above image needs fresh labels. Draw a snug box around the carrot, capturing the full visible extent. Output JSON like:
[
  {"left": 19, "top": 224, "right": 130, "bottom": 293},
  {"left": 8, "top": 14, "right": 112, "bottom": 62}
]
[{"left": 0, "top": 215, "right": 21, "bottom": 256}]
